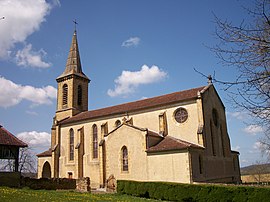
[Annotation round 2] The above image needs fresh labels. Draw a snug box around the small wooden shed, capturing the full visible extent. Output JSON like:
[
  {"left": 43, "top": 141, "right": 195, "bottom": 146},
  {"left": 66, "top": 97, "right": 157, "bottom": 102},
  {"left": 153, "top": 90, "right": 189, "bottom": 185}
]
[{"left": 0, "top": 125, "right": 28, "bottom": 172}]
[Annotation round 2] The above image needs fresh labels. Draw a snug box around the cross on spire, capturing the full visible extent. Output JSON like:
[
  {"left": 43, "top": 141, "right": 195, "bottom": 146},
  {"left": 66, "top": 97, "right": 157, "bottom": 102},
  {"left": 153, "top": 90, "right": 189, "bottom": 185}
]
[{"left": 73, "top": 19, "right": 78, "bottom": 31}]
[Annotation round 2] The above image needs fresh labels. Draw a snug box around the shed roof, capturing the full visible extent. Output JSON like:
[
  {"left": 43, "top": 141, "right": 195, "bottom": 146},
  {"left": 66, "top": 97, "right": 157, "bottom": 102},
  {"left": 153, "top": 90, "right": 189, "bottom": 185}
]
[{"left": 0, "top": 125, "right": 27, "bottom": 147}]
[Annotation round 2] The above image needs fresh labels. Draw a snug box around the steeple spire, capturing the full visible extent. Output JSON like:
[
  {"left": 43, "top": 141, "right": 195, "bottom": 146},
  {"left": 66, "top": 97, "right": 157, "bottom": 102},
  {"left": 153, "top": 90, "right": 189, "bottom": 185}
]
[
  {"left": 65, "top": 30, "right": 82, "bottom": 74},
  {"left": 57, "top": 29, "right": 89, "bottom": 81},
  {"left": 55, "top": 28, "right": 90, "bottom": 120}
]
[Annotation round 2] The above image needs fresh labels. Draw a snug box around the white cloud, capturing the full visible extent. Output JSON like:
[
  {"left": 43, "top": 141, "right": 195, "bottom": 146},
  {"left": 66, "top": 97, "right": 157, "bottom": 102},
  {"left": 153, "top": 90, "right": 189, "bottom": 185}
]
[
  {"left": 26, "top": 110, "right": 38, "bottom": 116},
  {"left": 0, "top": 0, "right": 58, "bottom": 67},
  {"left": 241, "top": 159, "right": 248, "bottom": 163},
  {"left": 51, "top": 0, "right": 61, "bottom": 7},
  {"left": 0, "top": 76, "right": 57, "bottom": 107},
  {"left": 122, "top": 37, "right": 140, "bottom": 47},
  {"left": 253, "top": 141, "right": 269, "bottom": 152},
  {"left": 107, "top": 65, "right": 167, "bottom": 97},
  {"left": 227, "top": 111, "right": 248, "bottom": 120},
  {"left": 17, "top": 131, "right": 50, "bottom": 148},
  {"left": 232, "top": 145, "right": 240, "bottom": 151},
  {"left": 253, "top": 142, "right": 263, "bottom": 150},
  {"left": 243, "top": 125, "right": 264, "bottom": 135},
  {"left": 15, "top": 44, "right": 51, "bottom": 68}
]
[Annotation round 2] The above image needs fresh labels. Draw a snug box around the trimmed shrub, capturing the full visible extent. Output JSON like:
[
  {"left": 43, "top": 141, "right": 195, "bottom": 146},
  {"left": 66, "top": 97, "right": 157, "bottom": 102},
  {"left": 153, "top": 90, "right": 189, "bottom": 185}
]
[
  {"left": 21, "top": 177, "right": 76, "bottom": 190},
  {"left": 0, "top": 172, "right": 21, "bottom": 187},
  {"left": 117, "top": 180, "right": 270, "bottom": 202}
]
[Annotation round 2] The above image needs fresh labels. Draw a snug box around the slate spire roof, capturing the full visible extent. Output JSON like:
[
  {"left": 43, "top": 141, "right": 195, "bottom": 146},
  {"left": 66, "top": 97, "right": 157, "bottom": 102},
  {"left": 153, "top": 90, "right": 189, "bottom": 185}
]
[
  {"left": 0, "top": 125, "right": 27, "bottom": 147},
  {"left": 57, "top": 30, "right": 89, "bottom": 81}
]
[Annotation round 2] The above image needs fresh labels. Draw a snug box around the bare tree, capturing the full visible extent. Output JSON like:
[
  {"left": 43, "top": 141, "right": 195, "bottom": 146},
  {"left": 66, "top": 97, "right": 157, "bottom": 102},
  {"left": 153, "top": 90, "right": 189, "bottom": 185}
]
[
  {"left": 0, "top": 159, "right": 14, "bottom": 172},
  {"left": 0, "top": 147, "right": 36, "bottom": 174},
  {"left": 209, "top": 0, "right": 270, "bottom": 155},
  {"left": 249, "top": 161, "right": 270, "bottom": 183},
  {"left": 18, "top": 147, "right": 37, "bottom": 174}
]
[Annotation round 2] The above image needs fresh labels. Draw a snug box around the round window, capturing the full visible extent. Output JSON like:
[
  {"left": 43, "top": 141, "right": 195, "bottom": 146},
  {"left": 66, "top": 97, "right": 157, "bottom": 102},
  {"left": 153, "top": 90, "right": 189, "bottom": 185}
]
[{"left": 174, "top": 108, "right": 188, "bottom": 123}]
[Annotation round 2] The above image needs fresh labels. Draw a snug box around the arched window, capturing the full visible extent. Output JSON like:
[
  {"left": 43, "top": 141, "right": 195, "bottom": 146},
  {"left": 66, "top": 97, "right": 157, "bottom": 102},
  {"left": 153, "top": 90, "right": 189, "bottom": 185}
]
[
  {"left": 115, "top": 120, "right": 121, "bottom": 128},
  {"left": 93, "top": 124, "right": 98, "bottom": 159},
  {"left": 62, "top": 84, "right": 68, "bottom": 106},
  {"left": 210, "top": 121, "right": 216, "bottom": 156},
  {"left": 199, "top": 155, "right": 203, "bottom": 174},
  {"left": 122, "top": 146, "right": 128, "bottom": 171},
  {"left": 69, "top": 129, "right": 74, "bottom": 161},
  {"left": 77, "top": 85, "right": 82, "bottom": 106},
  {"left": 212, "top": 108, "right": 219, "bottom": 126},
  {"left": 220, "top": 125, "right": 225, "bottom": 157}
]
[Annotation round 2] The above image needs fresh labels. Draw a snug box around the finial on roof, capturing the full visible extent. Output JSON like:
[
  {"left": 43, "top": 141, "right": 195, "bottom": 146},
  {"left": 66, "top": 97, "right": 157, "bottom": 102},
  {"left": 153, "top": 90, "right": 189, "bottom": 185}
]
[
  {"left": 73, "top": 19, "right": 78, "bottom": 32},
  {"left": 207, "top": 75, "right": 213, "bottom": 84},
  {"left": 122, "top": 117, "right": 127, "bottom": 123}
]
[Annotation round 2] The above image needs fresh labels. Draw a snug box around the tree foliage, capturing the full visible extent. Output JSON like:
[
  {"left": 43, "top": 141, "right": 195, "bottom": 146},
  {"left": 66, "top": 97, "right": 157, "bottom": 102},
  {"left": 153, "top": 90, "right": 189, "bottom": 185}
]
[{"left": 211, "top": 0, "right": 270, "bottom": 155}]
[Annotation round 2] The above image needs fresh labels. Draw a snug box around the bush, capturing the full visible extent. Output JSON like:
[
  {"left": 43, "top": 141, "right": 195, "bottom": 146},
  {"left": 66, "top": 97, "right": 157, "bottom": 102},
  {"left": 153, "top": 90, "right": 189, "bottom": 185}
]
[
  {"left": 117, "top": 180, "right": 270, "bottom": 202},
  {"left": 21, "top": 177, "right": 76, "bottom": 190}
]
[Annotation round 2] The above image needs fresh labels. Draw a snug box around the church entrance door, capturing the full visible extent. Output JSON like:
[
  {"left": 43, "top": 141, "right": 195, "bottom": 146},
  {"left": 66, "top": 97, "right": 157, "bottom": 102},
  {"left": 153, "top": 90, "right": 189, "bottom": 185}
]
[{"left": 42, "top": 161, "right": 51, "bottom": 178}]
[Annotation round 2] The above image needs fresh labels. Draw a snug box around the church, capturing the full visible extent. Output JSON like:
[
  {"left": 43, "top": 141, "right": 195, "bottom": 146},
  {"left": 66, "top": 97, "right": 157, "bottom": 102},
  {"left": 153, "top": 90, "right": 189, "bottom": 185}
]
[{"left": 37, "top": 30, "right": 241, "bottom": 188}]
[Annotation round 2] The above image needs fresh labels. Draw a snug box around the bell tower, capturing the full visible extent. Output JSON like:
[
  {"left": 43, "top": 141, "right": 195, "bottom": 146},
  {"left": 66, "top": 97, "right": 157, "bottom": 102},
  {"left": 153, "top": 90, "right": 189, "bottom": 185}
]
[
  {"left": 55, "top": 30, "right": 90, "bottom": 121},
  {"left": 50, "top": 28, "right": 90, "bottom": 178}
]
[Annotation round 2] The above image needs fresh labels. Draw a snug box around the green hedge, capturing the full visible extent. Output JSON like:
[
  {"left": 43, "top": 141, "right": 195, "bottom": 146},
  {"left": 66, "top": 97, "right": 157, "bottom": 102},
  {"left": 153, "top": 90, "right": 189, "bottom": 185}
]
[
  {"left": 21, "top": 177, "right": 76, "bottom": 190},
  {"left": 0, "top": 172, "right": 20, "bottom": 187},
  {"left": 117, "top": 180, "right": 270, "bottom": 202}
]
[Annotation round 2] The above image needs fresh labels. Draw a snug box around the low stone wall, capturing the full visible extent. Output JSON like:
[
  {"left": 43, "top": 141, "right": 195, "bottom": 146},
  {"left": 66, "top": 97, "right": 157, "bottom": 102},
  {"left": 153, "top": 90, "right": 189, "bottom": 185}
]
[
  {"left": 0, "top": 172, "right": 20, "bottom": 187},
  {"left": 76, "top": 177, "right": 90, "bottom": 192}
]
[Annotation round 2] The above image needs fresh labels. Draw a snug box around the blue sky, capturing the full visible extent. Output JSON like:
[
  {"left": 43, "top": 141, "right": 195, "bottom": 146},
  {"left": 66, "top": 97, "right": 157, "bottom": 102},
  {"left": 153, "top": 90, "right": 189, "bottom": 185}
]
[{"left": 0, "top": 0, "right": 265, "bottom": 167}]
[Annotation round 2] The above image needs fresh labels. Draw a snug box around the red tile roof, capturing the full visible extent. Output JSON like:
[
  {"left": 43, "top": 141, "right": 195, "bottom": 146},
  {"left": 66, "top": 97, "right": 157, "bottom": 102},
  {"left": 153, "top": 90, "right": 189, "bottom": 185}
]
[
  {"left": 147, "top": 130, "right": 162, "bottom": 138},
  {"left": 147, "top": 136, "right": 204, "bottom": 153},
  {"left": 0, "top": 125, "right": 27, "bottom": 147},
  {"left": 36, "top": 149, "right": 52, "bottom": 157},
  {"left": 62, "top": 86, "right": 207, "bottom": 125}
]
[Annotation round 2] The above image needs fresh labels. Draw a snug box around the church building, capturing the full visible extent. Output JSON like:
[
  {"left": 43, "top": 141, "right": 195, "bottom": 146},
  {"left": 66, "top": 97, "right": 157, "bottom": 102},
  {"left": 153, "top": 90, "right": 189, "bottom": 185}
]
[{"left": 37, "top": 30, "right": 241, "bottom": 188}]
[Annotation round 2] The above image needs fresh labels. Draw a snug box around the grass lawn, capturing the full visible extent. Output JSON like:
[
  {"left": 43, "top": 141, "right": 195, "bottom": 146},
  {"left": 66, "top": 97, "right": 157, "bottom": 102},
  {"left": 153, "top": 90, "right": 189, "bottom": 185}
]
[{"left": 0, "top": 187, "right": 158, "bottom": 202}]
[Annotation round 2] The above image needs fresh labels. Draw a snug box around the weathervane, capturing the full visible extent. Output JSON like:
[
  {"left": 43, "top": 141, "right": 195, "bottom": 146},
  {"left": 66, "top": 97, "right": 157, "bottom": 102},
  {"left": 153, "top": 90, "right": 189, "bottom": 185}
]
[
  {"left": 73, "top": 19, "right": 78, "bottom": 31},
  {"left": 207, "top": 75, "right": 213, "bottom": 84}
]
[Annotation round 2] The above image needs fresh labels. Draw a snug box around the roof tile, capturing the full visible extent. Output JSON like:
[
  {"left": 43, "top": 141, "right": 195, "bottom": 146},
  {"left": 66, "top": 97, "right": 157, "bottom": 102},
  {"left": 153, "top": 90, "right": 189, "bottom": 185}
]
[
  {"left": 0, "top": 126, "right": 27, "bottom": 147},
  {"left": 36, "top": 149, "right": 52, "bottom": 157},
  {"left": 62, "top": 86, "right": 206, "bottom": 124},
  {"left": 147, "top": 136, "right": 204, "bottom": 152}
]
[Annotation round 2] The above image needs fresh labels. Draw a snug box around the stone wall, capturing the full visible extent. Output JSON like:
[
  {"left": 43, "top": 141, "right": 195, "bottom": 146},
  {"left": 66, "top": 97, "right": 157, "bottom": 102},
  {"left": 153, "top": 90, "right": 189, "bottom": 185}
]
[{"left": 76, "top": 177, "right": 90, "bottom": 192}]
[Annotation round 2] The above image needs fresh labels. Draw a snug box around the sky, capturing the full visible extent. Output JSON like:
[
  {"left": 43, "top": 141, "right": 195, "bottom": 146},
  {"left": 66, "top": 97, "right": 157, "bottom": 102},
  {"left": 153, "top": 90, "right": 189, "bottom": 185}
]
[{"left": 0, "top": 0, "right": 266, "bottom": 168}]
